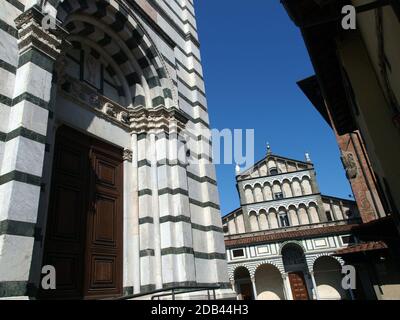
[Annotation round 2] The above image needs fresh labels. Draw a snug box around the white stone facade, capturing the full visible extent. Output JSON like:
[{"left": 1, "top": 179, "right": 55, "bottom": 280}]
[
  {"left": 223, "top": 153, "right": 360, "bottom": 300},
  {"left": 0, "top": 0, "right": 231, "bottom": 299}
]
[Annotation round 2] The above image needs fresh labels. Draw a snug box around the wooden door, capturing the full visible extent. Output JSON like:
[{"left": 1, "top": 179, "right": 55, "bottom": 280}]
[
  {"left": 289, "top": 272, "right": 310, "bottom": 300},
  {"left": 40, "top": 126, "right": 123, "bottom": 299},
  {"left": 239, "top": 283, "right": 254, "bottom": 300},
  {"left": 84, "top": 139, "right": 123, "bottom": 299}
]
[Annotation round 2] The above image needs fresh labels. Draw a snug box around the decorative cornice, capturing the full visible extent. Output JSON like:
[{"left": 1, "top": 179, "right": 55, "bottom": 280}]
[
  {"left": 60, "top": 75, "right": 130, "bottom": 128},
  {"left": 129, "top": 105, "right": 189, "bottom": 134},
  {"left": 14, "top": 5, "right": 70, "bottom": 60}
]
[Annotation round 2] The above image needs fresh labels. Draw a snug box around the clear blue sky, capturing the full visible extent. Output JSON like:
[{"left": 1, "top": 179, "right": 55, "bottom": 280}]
[{"left": 194, "top": 0, "right": 354, "bottom": 215}]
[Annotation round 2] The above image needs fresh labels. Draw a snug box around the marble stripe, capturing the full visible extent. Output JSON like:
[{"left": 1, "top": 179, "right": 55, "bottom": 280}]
[
  {"left": 0, "top": 281, "right": 27, "bottom": 297},
  {"left": 0, "top": 219, "right": 35, "bottom": 237},
  {"left": 0, "top": 59, "right": 17, "bottom": 74},
  {"left": 0, "top": 171, "right": 41, "bottom": 186}
]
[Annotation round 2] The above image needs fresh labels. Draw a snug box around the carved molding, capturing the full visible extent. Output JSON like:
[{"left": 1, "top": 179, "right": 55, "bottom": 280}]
[
  {"left": 129, "top": 105, "right": 189, "bottom": 134},
  {"left": 123, "top": 149, "right": 133, "bottom": 162},
  {"left": 14, "top": 5, "right": 70, "bottom": 60},
  {"left": 60, "top": 75, "right": 131, "bottom": 128},
  {"left": 59, "top": 75, "right": 189, "bottom": 133}
]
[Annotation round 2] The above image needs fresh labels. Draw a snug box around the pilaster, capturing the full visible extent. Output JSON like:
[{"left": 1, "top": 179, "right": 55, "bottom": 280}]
[{"left": 0, "top": 5, "right": 68, "bottom": 298}]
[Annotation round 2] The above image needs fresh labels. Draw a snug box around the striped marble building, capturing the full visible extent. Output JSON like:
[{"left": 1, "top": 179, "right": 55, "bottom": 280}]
[
  {"left": 0, "top": 0, "right": 231, "bottom": 299},
  {"left": 223, "top": 150, "right": 361, "bottom": 300}
]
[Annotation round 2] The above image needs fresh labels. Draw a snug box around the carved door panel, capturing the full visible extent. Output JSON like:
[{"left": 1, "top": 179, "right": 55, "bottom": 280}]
[
  {"left": 83, "top": 140, "right": 123, "bottom": 299},
  {"left": 41, "top": 126, "right": 123, "bottom": 300},
  {"left": 289, "top": 272, "right": 310, "bottom": 300}
]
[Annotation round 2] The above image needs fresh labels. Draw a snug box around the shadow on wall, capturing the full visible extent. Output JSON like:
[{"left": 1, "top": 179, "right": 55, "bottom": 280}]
[
  {"left": 314, "top": 256, "right": 348, "bottom": 300},
  {"left": 255, "top": 264, "right": 285, "bottom": 300}
]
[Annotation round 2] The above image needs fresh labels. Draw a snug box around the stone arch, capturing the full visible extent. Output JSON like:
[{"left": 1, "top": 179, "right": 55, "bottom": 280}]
[
  {"left": 301, "top": 176, "right": 313, "bottom": 195},
  {"left": 309, "top": 253, "right": 345, "bottom": 272},
  {"left": 288, "top": 205, "right": 299, "bottom": 226},
  {"left": 268, "top": 208, "right": 279, "bottom": 229},
  {"left": 262, "top": 182, "right": 273, "bottom": 201},
  {"left": 233, "top": 265, "right": 251, "bottom": 280},
  {"left": 253, "top": 183, "right": 264, "bottom": 202},
  {"left": 297, "top": 204, "right": 310, "bottom": 225},
  {"left": 308, "top": 202, "right": 320, "bottom": 224},
  {"left": 248, "top": 210, "right": 259, "bottom": 232},
  {"left": 313, "top": 255, "right": 348, "bottom": 300},
  {"left": 244, "top": 185, "right": 255, "bottom": 204},
  {"left": 281, "top": 242, "right": 308, "bottom": 274},
  {"left": 233, "top": 265, "right": 253, "bottom": 300},
  {"left": 277, "top": 206, "right": 290, "bottom": 227},
  {"left": 252, "top": 260, "right": 283, "bottom": 276},
  {"left": 281, "top": 179, "right": 292, "bottom": 198},
  {"left": 46, "top": 0, "right": 176, "bottom": 109},
  {"left": 292, "top": 177, "right": 303, "bottom": 196},
  {"left": 279, "top": 240, "right": 307, "bottom": 255},
  {"left": 258, "top": 209, "right": 269, "bottom": 230},
  {"left": 272, "top": 181, "right": 282, "bottom": 198},
  {"left": 254, "top": 264, "right": 285, "bottom": 300}
]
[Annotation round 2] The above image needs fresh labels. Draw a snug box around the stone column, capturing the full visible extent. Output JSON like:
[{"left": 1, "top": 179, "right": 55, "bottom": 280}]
[
  {"left": 330, "top": 200, "right": 338, "bottom": 221},
  {"left": 250, "top": 276, "right": 258, "bottom": 300},
  {"left": 282, "top": 273, "right": 293, "bottom": 300},
  {"left": 305, "top": 206, "right": 312, "bottom": 224},
  {"left": 123, "top": 149, "right": 135, "bottom": 295},
  {"left": 309, "top": 271, "right": 320, "bottom": 300},
  {"left": 0, "top": 6, "right": 68, "bottom": 299},
  {"left": 230, "top": 279, "right": 239, "bottom": 300}
]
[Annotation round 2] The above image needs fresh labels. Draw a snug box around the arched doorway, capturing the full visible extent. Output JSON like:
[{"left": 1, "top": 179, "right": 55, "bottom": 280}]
[
  {"left": 234, "top": 267, "right": 253, "bottom": 300},
  {"left": 254, "top": 264, "right": 285, "bottom": 300},
  {"left": 282, "top": 243, "right": 311, "bottom": 300},
  {"left": 313, "top": 256, "right": 348, "bottom": 300}
]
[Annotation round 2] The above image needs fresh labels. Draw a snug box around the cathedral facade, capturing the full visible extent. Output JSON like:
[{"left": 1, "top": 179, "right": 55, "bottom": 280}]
[
  {"left": 223, "top": 149, "right": 360, "bottom": 300},
  {"left": 0, "top": 0, "right": 230, "bottom": 299}
]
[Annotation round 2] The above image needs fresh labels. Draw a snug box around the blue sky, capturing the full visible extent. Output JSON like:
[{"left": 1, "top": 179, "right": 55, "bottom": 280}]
[{"left": 194, "top": 0, "right": 354, "bottom": 215}]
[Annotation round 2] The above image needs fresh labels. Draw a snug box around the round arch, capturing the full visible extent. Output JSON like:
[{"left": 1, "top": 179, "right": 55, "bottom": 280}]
[
  {"left": 313, "top": 256, "right": 348, "bottom": 300},
  {"left": 43, "top": 0, "right": 176, "bottom": 109},
  {"left": 233, "top": 266, "right": 253, "bottom": 301},
  {"left": 254, "top": 264, "right": 285, "bottom": 300}
]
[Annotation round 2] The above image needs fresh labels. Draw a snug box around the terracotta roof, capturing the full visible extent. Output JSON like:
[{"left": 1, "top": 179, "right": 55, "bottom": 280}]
[
  {"left": 334, "top": 241, "right": 388, "bottom": 256},
  {"left": 225, "top": 224, "right": 358, "bottom": 247}
]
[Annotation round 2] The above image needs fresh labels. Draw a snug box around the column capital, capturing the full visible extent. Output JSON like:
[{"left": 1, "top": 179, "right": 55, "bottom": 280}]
[
  {"left": 14, "top": 5, "right": 70, "bottom": 60},
  {"left": 123, "top": 149, "right": 133, "bottom": 163}
]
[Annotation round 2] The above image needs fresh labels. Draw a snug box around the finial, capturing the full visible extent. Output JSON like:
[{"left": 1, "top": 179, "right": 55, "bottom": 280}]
[
  {"left": 267, "top": 142, "right": 271, "bottom": 155},
  {"left": 305, "top": 152, "right": 311, "bottom": 162},
  {"left": 235, "top": 164, "right": 241, "bottom": 175}
]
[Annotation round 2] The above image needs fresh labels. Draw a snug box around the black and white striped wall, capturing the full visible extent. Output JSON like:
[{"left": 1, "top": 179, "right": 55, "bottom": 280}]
[{"left": 0, "top": 0, "right": 232, "bottom": 299}]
